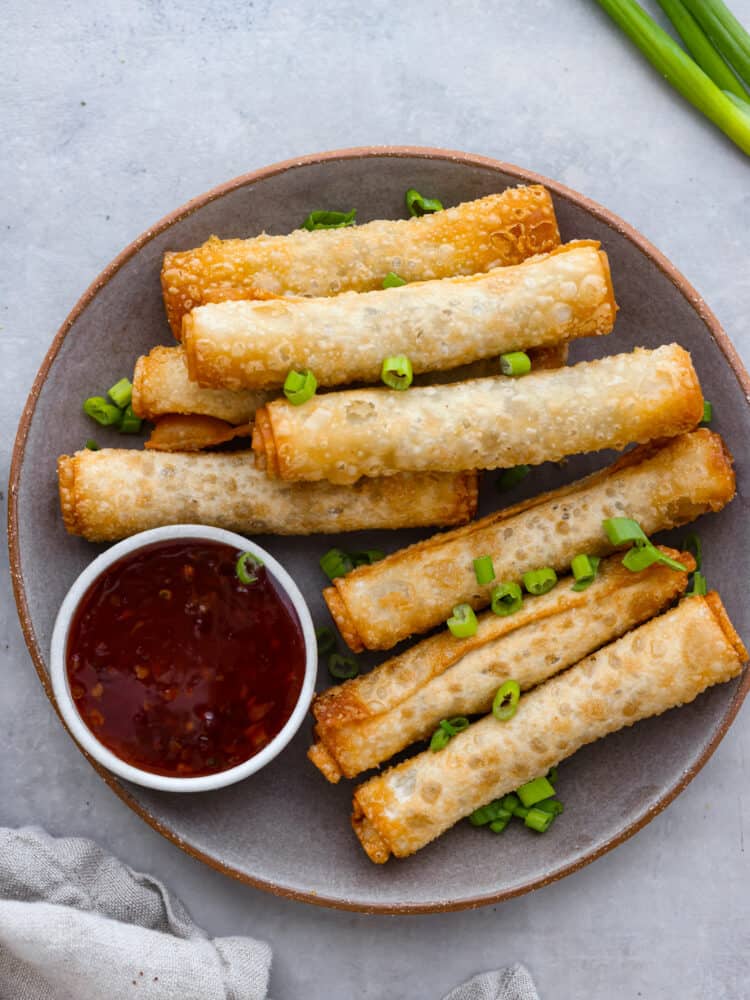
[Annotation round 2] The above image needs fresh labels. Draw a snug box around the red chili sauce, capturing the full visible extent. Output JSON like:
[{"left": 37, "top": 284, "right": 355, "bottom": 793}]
[{"left": 66, "top": 540, "right": 306, "bottom": 777}]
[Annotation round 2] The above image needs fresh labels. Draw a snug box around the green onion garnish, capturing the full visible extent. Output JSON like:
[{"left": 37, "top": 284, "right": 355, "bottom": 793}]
[
  {"left": 512, "top": 805, "right": 529, "bottom": 820},
  {"left": 351, "top": 549, "right": 385, "bottom": 567},
  {"left": 489, "top": 817, "right": 511, "bottom": 834},
  {"left": 595, "top": 0, "right": 750, "bottom": 156},
  {"left": 571, "top": 553, "right": 601, "bottom": 592},
  {"left": 83, "top": 396, "right": 121, "bottom": 427},
  {"left": 319, "top": 547, "right": 354, "bottom": 581},
  {"left": 382, "top": 271, "right": 407, "bottom": 288},
  {"left": 492, "top": 679, "right": 521, "bottom": 721},
  {"left": 687, "top": 570, "right": 708, "bottom": 596},
  {"left": 430, "top": 716, "right": 470, "bottom": 751},
  {"left": 236, "top": 551, "right": 264, "bottom": 584},
  {"left": 546, "top": 766, "right": 558, "bottom": 785},
  {"left": 499, "top": 351, "right": 532, "bottom": 377},
  {"left": 469, "top": 801, "right": 512, "bottom": 826},
  {"left": 658, "top": 0, "right": 748, "bottom": 98},
  {"left": 702, "top": 399, "right": 713, "bottom": 423},
  {"left": 405, "top": 188, "right": 444, "bottom": 216},
  {"left": 496, "top": 465, "right": 530, "bottom": 492},
  {"left": 522, "top": 567, "right": 558, "bottom": 595},
  {"left": 524, "top": 807, "right": 556, "bottom": 833},
  {"left": 283, "top": 369, "right": 317, "bottom": 405},
  {"left": 473, "top": 555, "right": 495, "bottom": 586},
  {"left": 429, "top": 727, "right": 451, "bottom": 751},
  {"left": 85, "top": 439, "right": 100, "bottom": 451},
  {"left": 302, "top": 209, "right": 356, "bottom": 231},
  {"left": 107, "top": 377, "right": 133, "bottom": 409},
  {"left": 490, "top": 582, "right": 523, "bottom": 617},
  {"left": 681, "top": 0, "right": 750, "bottom": 91},
  {"left": 117, "top": 405, "right": 142, "bottom": 434},
  {"left": 602, "top": 517, "right": 650, "bottom": 546},
  {"left": 446, "top": 603, "right": 478, "bottom": 638},
  {"left": 328, "top": 653, "right": 359, "bottom": 681},
  {"left": 536, "top": 797, "right": 565, "bottom": 816},
  {"left": 315, "top": 626, "right": 337, "bottom": 656},
  {"left": 517, "top": 776, "right": 556, "bottom": 808},
  {"left": 502, "top": 793, "right": 521, "bottom": 812},
  {"left": 381, "top": 354, "right": 413, "bottom": 390}
]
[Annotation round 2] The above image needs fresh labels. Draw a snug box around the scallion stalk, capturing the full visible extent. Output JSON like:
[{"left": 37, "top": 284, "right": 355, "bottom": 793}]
[
  {"left": 657, "top": 0, "right": 747, "bottom": 98},
  {"left": 681, "top": 0, "right": 750, "bottom": 89}
]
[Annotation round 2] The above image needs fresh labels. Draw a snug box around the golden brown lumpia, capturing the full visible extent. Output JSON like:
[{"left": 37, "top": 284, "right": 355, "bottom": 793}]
[
  {"left": 182, "top": 242, "right": 614, "bottom": 391},
  {"left": 144, "top": 415, "right": 253, "bottom": 452},
  {"left": 252, "top": 345, "right": 703, "bottom": 484},
  {"left": 309, "top": 550, "right": 692, "bottom": 783},
  {"left": 324, "top": 429, "right": 735, "bottom": 651},
  {"left": 57, "top": 449, "right": 478, "bottom": 542},
  {"left": 352, "top": 593, "right": 748, "bottom": 862},
  {"left": 161, "top": 186, "right": 560, "bottom": 336},
  {"left": 132, "top": 346, "right": 270, "bottom": 424}
]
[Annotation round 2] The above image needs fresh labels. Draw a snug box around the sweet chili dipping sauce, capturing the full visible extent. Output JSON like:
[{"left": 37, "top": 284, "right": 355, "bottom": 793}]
[{"left": 66, "top": 540, "right": 305, "bottom": 777}]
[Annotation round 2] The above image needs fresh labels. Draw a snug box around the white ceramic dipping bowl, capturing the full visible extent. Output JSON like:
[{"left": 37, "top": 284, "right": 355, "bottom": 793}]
[{"left": 50, "top": 525, "right": 318, "bottom": 792}]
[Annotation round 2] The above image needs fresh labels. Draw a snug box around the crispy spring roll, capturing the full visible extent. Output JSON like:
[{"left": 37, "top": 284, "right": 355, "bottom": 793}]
[
  {"left": 58, "top": 450, "right": 478, "bottom": 542},
  {"left": 252, "top": 345, "right": 703, "bottom": 483},
  {"left": 325, "top": 429, "right": 735, "bottom": 651},
  {"left": 161, "top": 186, "right": 561, "bottom": 336},
  {"left": 132, "top": 346, "right": 270, "bottom": 424},
  {"left": 353, "top": 593, "right": 748, "bottom": 862},
  {"left": 309, "top": 550, "right": 693, "bottom": 783},
  {"left": 182, "top": 242, "right": 614, "bottom": 391},
  {"left": 144, "top": 415, "right": 253, "bottom": 452}
]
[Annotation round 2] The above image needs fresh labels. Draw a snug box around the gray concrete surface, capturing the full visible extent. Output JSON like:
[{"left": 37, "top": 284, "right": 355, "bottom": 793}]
[{"left": 3, "top": 1, "right": 749, "bottom": 997}]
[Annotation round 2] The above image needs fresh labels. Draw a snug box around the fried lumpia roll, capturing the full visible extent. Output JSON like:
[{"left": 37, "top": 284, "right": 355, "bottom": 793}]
[
  {"left": 144, "top": 415, "right": 253, "bottom": 452},
  {"left": 353, "top": 593, "right": 748, "bottom": 862},
  {"left": 132, "top": 346, "right": 271, "bottom": 424},
  {"left": 182, "top": 242, "right": 613, "bottom": 391},
  {"left": 252, "top": 345, "right": 703, "bottom": 483},
  {"left": 161, "top": 186, "right": 560, "bottom": 336},
  {"left": 325, "top": 429, "right": 735, "bottom": 651},
  {"left": 309, "top": 550, "right": 692, "bottom": 783},
  {"left": 58, "top": 450, "right": 478, "bottom": 542}
]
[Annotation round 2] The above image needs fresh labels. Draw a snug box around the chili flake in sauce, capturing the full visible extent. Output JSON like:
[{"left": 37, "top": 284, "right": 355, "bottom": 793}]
[{"left": 66, "top": 540, "right": 305, "bottom": 777}]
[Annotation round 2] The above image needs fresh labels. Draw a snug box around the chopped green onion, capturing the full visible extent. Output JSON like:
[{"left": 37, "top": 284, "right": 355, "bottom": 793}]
[
  {"left": 83, "top": 396, "right": 121, "bottom": 426},
  {"left": 440, "top": 716, "right": 470, "bottom": 736},
  {"left": 687, "top": 570, "right": 708, "bottom": 596},
  {"left": 571, "top": 553, "right": 601, "bottom": 592},
  {"left": 382, "top": 271, "right": 407, "bottom": 288},
  {"left": 535, "top": 797, "right": 565, "bottom": 816},
  {"left": 522, "top": 567, "right": 558, "bottom": 595},
  {"left": 683, "top": 532, "right": 702, "bottom": 570},
  {"left": 351, "top": 549, "right": 385, "bottom": 567},
  {"left": 622, "top": 543, "right": 687, "bottom": 573},
  {"left": 499, "top": 351, "right": 532, "bottom": 377},
  {"left": 283, "top": 369, "right": 317, "bottom": 405},
  {"left": 473, "top": 555, "right": 495, "bottom": 586},
  {"left": 594, "top": 0, "right": 750, "bottom": 156},
  {"left": 469, "top": 801, "right": 512, "bottom": 826},
  {"left": 681, "top": 0, "right": 750, "bottom": 91},
  {"left": 315, "top": 626, "right": 337, "bottom": 656},
  {"left": 490, "top": 581, "right": 523, "bottom": 616},
  {"left": 85, "top": 439, "right": 100, "bottom": 451},
  {"left": 702, "top": 399, "right": 713, "bottom": 423},
  {"left": 446, "top": 603, "right": 478, "bottom": 638},
  {"left": 107, "top": 377, "right": 133, "bottom": 409},
  {"left": 489, "top": 817, "right": 511, "bottom": 834},
  {"left": 496, "top": 465, "right": 530, "bottom": 492},
  {"left": 328, "top": 653, "right": 359, "bottom": 681},
  {"left": 512, "top": 804, "right": 529, "bottom": 820},
  {"left": 381, "top": 354, "right": 413, "bottom": 390},
  {"left": 525, "top": 807, "right": 556, "bottom": 833},
  {"left": 492, "top": 679, "right": 521, "bottom": 721},
  {"left": 429, "top": 727, "right": 451, "bottom": 752},
  {"left": 319, "top": 547, "right": 354, "bottom": 581},
  {"left": 546, "top": 766, "right": 559, "bottom": 785},
  {"left": 657, "top": 0, "right": 748, "bottom": 98},
  {"left": 117, "top": 405, "right": 142, "bottom": 434},
  {"left": 302, "top": 209, "right": 356, "bottom": 230},
  {"left": 502, "top": 793, "right": 521, "bottom": 812},
  {"left": 602, "top": 516, "right": 649, "bottom": 546},
  {"left": 517, "top": 776, "right": 556, "bottom": 808},
  {"left": 405, "top": 188, "right": 444, "bottom": 216},
  {"left": 236, "top": 551, "right": 264, "bottom": 584}
]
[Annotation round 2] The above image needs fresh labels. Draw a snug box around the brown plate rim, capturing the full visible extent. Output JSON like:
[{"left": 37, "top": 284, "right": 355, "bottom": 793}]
[{"left": 8, "top": 144, "right": 750, "bottom": 914}]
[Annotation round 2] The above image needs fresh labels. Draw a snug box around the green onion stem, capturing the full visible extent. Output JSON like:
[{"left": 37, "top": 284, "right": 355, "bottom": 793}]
[
  {"left": 681, "top": 0, "right": 750, "bottom": 89},
  {"left": 658, "top": 0, "right": 748, "bottom": 97},
  {"left": 596, "top": 0, "right": 750, "bottom": 155}
]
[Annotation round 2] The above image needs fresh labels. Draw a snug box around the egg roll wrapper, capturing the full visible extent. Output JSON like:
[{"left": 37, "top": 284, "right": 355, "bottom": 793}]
[
  {"left": 57, "top": 449, "right": 478, "bottom": 542},
  {"left": 132, "top": 346, "right": 271, "bottom": 424},
  {"left": 252, "top": 345, "right": 703, "bottom": 483},
  {"left": 324, "top": 429, "right": 735, "bottom": 651},
  {"left": 183, "top": 242, "right": 612, "bottom": 391},
  {"left": 309, "top": 550, "right": 692, "bottom": 782},
  {"left": 161, "top": 186, "right": 560, "bottom": 336},
  {"left": 144, "top": 415, "right": 253, "bottom": 452},
  {"left": 353, "top": 593, "right": 748, "bottom": 862}
]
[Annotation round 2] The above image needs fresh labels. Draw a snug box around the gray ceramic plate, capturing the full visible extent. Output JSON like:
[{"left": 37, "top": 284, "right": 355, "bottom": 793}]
[{"left": 10, "top": 147, "right": 750, "bottom": 913}]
